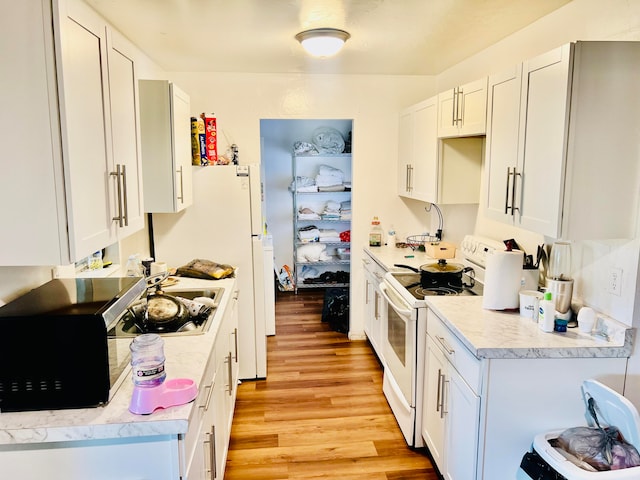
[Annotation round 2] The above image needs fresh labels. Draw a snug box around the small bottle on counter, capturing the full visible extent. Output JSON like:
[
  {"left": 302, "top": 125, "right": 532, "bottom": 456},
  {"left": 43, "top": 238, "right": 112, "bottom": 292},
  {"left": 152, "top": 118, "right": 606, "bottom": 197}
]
[
  {"left": 369, "top": 216, "right": 383, "bottom": 247},
  {"left": 125, "top": 255, "right": 143, "bottom": 277},
  {"left": 130, "top": 334, "right": 166, "bottom": 388},
  {"left": 538, "top": 291, "right": 556, "bottom": 333},
  {"left": 387, "top": 225, "right": 396, "bottom": 248}
]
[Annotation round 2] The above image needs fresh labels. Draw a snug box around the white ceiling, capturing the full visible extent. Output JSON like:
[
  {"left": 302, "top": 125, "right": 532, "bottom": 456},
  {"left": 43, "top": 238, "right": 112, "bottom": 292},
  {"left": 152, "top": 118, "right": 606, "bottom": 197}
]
[{"left": 85, "top": 0, "right": 572, "bottom": 75}]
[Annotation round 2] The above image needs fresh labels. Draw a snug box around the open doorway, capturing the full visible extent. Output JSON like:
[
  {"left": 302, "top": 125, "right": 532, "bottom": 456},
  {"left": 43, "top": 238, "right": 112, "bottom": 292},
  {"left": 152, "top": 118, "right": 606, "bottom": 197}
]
[{"left": 260, "top": 119, "right": 353, "bottom": 332}]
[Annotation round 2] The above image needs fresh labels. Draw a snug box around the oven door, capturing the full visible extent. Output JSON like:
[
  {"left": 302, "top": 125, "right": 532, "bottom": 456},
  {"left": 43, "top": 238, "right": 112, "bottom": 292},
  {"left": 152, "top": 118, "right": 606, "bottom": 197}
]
[{"left": 379, "top": 282, "right": 416, "bottom": 406}]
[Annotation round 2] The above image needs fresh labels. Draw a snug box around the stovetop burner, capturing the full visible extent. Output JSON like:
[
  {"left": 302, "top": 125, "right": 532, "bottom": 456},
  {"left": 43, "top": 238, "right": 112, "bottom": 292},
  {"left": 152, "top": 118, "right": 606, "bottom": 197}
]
[{"left": 391, "top": 272, "right": 483, "bottom": 300}]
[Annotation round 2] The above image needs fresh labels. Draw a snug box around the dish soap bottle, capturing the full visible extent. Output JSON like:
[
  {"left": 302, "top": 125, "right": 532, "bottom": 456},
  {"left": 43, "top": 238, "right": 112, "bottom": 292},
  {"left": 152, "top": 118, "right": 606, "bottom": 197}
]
[
  {"left": 369, "top": 216, "right": 383, "bottom": 247},
  {"left": 538, "top": 291, "right": 555, "bottom": 333}
]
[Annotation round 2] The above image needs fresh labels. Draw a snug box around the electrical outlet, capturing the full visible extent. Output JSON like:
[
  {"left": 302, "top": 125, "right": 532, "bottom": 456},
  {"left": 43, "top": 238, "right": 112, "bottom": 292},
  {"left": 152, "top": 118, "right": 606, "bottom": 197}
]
[{"left": 608, "top": 267, "right": 623, "bottom": 296}]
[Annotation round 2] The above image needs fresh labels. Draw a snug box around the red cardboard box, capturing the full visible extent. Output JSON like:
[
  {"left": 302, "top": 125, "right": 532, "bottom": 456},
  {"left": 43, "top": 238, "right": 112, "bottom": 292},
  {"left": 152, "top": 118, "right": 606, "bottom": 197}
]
[{"left": 201, "top": 113, "right": 218, "bottom": 165}]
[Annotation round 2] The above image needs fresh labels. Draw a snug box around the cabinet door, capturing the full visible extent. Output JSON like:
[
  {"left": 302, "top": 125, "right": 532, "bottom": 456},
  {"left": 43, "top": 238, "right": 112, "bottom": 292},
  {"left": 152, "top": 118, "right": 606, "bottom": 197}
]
[
  {"left": 171, "top": 84, "right": 194, "bottom": 212},
  {"left": 422, "top": 335, "right": 446, "bottom": 472},
  {"left": 458, "top": 77, "right": 488, "bottom": 136},
  {"left": 140, "top": 80, "right": 193, "bottom": 213},
  {"left": 484, "top": 65, "right": 522, "bottom": 224},
  {"left": 0, "top": 0, "right": 69, "bottom": 265},
  {"left": 397, "top": 109, "right": 413, "bottom": 197},
  {"left": 517, "top": 44, "right": 572, "bottom": 238},
  {"left": 106, "top": 28, "right": 145, "bottom": 236},
  {"left": 437, "top": 89, "right": 458, "bottom": 138},
  {"left": 444, "top": 367, "right": 480, "bottom": 480},
  {"left": 210, "top": 354, "right": 232, "bottom": 480},
  {"left": 397, "top": 97, "right": 438, "bottom": 202},
  {"left": 363, "top": 273, "right": 374, "bottom": 337},
  {"left": 410, "top": 97, "right": 438, "bottom": 203},
  {"left": 58, "top": 0, "right": 117, "bottom": 258}
]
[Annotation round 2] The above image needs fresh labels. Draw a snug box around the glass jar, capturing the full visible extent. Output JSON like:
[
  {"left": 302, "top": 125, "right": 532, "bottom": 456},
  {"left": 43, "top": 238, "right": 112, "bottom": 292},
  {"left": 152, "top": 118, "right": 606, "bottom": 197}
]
[{"left": 130, "top": 334, "right": 166, "bottom": 387}]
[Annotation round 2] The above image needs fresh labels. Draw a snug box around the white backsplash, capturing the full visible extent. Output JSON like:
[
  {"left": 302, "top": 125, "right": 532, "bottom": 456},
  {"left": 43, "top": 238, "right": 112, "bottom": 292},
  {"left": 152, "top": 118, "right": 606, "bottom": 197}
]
[{"left": 572, "top": 238, "right": 639, "bottom": 327}]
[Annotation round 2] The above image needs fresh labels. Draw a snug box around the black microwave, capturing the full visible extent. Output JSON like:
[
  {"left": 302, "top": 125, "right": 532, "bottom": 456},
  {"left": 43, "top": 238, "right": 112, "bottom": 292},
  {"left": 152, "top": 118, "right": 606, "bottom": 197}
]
[{"left": 0, "top": 276, "right": 146, "bottom": 412}]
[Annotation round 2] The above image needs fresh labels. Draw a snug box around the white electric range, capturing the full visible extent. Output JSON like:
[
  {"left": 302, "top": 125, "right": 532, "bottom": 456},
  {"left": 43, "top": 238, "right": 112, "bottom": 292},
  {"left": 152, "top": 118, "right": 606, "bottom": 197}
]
[{"left": 378, "top": 235, "right": 504, "bottom": 447}]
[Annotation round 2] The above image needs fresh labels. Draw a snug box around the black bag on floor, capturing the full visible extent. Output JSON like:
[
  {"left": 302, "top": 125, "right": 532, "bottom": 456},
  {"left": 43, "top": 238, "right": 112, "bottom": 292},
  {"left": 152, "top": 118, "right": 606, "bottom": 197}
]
[{"left": 322, "top": 288, "right": 349, "bottom": 334}]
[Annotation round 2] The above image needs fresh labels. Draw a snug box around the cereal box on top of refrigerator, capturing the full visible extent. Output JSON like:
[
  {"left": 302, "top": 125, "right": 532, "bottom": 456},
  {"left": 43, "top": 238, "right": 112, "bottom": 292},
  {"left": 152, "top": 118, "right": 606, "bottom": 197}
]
[
  {"left": 191, "top": 116, "right": 208, "bottom": 165},
  {"left": 201, "top": 113, "right": 218, "bottom": 165}
]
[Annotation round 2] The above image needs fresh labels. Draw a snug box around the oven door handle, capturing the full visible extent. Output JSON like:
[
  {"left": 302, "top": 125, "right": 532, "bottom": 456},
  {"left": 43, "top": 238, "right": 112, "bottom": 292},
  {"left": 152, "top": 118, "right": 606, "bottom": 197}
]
[{"left": 379, "top": 283, "right": 413, "bottom": 317}]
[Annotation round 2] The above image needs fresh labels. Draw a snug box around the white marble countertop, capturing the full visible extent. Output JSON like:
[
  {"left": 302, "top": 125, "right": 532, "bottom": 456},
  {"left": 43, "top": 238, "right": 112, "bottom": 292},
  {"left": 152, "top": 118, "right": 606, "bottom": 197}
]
[
  {"left": 364, "top": 244, "right": 446, "bottom": 271},
  {"left": 426, "top": 295, "right": 633, "bottom": 360},
  {"left": 364, "top": 246, "right": 633, "bottom": 360},
  {"left": 0, "top": 276, "right": 237, "bottom": 446}
]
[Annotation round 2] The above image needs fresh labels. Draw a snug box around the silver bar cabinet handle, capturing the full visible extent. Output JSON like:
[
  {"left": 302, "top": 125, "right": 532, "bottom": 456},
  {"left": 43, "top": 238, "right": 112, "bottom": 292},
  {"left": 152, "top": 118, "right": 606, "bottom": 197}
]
[{"left": 110, "top": 164, "right": 124, "bottom": 227}]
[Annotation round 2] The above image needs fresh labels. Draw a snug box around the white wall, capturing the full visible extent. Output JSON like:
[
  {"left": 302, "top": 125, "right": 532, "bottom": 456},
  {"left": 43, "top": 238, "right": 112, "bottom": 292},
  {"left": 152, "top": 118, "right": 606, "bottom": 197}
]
[{"left": 164, "top": 72, "right": 435, "bottom": 337}]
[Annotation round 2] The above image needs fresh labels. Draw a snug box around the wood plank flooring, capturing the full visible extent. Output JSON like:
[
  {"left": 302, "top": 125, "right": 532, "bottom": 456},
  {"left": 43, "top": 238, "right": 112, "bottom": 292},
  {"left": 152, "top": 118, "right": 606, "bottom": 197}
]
[{"left": 224, "top": 289, "right": 439, "bottom": 479}]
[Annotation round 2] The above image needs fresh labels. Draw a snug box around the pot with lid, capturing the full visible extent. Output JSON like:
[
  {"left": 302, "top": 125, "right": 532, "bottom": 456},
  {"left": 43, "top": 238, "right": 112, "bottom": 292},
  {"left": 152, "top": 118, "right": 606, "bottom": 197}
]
[{"left": 395, "top": 259, "right": 474, "bottom": 289}]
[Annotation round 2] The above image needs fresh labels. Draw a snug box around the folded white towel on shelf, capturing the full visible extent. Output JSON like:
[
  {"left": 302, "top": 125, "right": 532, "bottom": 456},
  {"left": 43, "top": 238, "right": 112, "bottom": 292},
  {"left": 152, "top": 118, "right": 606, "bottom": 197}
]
[
  {"left": 318, "top": 185, "right": 346, "bottom": 192},
  {"left": 319, "top": 229, "right": 339, "bottom": 239},
  {"left": 296, "top": 243, "right": 331, "bottom": 262},
  {"left": 318, "top": 165, "right": 344, "bottom": 177},
  {"left": 297, "top": 185, "right": 318, "bottom": 193},
  {"left": 315, "top": 175, "right": 343, "bottom": 187},
  {"left": 325, "top": 200, "right": 341, "bottom": 212},
  {"left": 298, "top": 213, "right": 321, "bottom": 220},
  {"left": 298, "top": 228, "right": 320, "bottom": 241}
]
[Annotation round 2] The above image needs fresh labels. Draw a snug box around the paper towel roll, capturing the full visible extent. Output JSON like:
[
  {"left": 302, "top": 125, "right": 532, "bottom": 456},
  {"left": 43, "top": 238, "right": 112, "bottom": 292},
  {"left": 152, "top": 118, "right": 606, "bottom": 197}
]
[{"left": 482, "top": 249, "right": 523, "bottom": 310}]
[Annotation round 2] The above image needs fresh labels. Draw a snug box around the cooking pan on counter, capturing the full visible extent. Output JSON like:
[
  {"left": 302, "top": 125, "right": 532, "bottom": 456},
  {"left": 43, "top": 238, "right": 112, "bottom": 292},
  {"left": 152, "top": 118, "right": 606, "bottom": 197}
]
[
  {"left": 129, "top": 291, "right": 193, "bottom": 333},
  {"left": 395, "top": 259, "right": 475, "bottom": 289}
]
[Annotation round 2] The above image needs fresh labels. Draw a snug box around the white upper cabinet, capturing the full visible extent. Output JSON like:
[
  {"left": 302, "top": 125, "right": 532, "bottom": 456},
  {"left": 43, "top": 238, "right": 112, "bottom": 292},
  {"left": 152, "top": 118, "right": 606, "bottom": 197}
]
[
  {"left": 139, "top": 80, "right": 193, "bottom": 213},
  {"left": 106, "top": 28, "right": 146, "bottom": 237},
  {"left": 397, "top": 96, "right": 439, "bottom": 202},
  {"left": 484, "top": 65, "right": 524, "bottom": 225},
  {"left": 437, "top": 77, "right": 488, "bottom": 138},
  {"left": 485, "top": 42, "right": 640, "bottom": 239},
  {"left": 398, "top": 96, "right": 483, "bottom": 205},
  {"left": 0, "top": 0, "right": 144, "bottom": 266}
]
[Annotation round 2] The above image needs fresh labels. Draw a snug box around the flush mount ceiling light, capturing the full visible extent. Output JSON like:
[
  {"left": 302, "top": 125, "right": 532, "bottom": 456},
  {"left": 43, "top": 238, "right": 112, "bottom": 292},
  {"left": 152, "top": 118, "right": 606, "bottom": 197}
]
[{"left": 295, "top": 28, "right": 351, "bottom": 57}]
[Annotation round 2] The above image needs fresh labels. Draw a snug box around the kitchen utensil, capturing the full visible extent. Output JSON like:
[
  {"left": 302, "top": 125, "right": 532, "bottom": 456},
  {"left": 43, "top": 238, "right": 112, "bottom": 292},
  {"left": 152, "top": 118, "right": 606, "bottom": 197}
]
[
  {"left": 548, "top": 241, "right": 572, "bottom": 281},
  {"left": 545, "top": 279, "right": 574, "bottom": 316},
  {"left": 138, "top": 291, "right": 190, "bottom": 333},
  {"left": 482, "top": 249, "right": 523, "bottom": 310},
  {"left": 146, "top": 271, "right": 170, "bottom": 289},
  {"left": 519, "top": 290, "right": 543, "bottom": 320},
  {"left": 521, "top": 268, "right": 540, "bottom": 291},
  {"left": 394, "top": 260, "right": 474, "bottom": 289},
  {"left": 535, "top": 244, "right": 544, "bottom": 268}
]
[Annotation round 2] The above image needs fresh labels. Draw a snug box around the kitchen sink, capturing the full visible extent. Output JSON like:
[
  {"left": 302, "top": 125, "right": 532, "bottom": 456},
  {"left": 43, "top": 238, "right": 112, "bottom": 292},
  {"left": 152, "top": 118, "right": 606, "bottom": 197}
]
[{"left": 107, "top": 287, "right": 224, "bottom": 337}]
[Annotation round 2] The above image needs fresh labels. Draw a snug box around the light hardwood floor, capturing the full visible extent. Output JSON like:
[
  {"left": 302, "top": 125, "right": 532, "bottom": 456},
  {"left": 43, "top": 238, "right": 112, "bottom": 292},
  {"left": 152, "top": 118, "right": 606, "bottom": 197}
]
[{"left": 224, "top": 289, "right": 439, "bottom": 479}]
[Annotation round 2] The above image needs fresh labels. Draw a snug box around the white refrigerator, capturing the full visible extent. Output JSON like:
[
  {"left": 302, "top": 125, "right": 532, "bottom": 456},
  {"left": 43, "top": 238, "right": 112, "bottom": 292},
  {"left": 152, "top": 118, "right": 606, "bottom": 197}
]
[{"left": 152, "top": 164, "right": 270, "bottom": 379}]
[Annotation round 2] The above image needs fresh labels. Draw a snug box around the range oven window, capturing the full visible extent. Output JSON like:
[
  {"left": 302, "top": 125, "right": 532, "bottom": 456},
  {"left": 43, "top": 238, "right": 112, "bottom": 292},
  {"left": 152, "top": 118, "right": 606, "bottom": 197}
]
[{"left": 387, "top": 306, "right": 406, "bottom": 366}]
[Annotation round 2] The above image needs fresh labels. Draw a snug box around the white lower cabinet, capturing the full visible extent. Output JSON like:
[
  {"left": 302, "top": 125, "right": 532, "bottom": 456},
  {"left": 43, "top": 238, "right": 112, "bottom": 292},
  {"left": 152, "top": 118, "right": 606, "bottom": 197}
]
[
  {"left": 0, "top": 436, "right": 181, "bottom": 479},
  {"left": 186, "top": 288, "right": 239, "bottom": 480},
  {"left": 423, "top": 308, "right": 629, "bottom": 479},
  {"left": 362, "top": 251, "right": 387, "bottom": 365},
  {"left": 422, "top": 314, "right": 479, "bottom": 480},
  {"left": 0, "top": 288, "right": 240, "bottom": 480}
]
